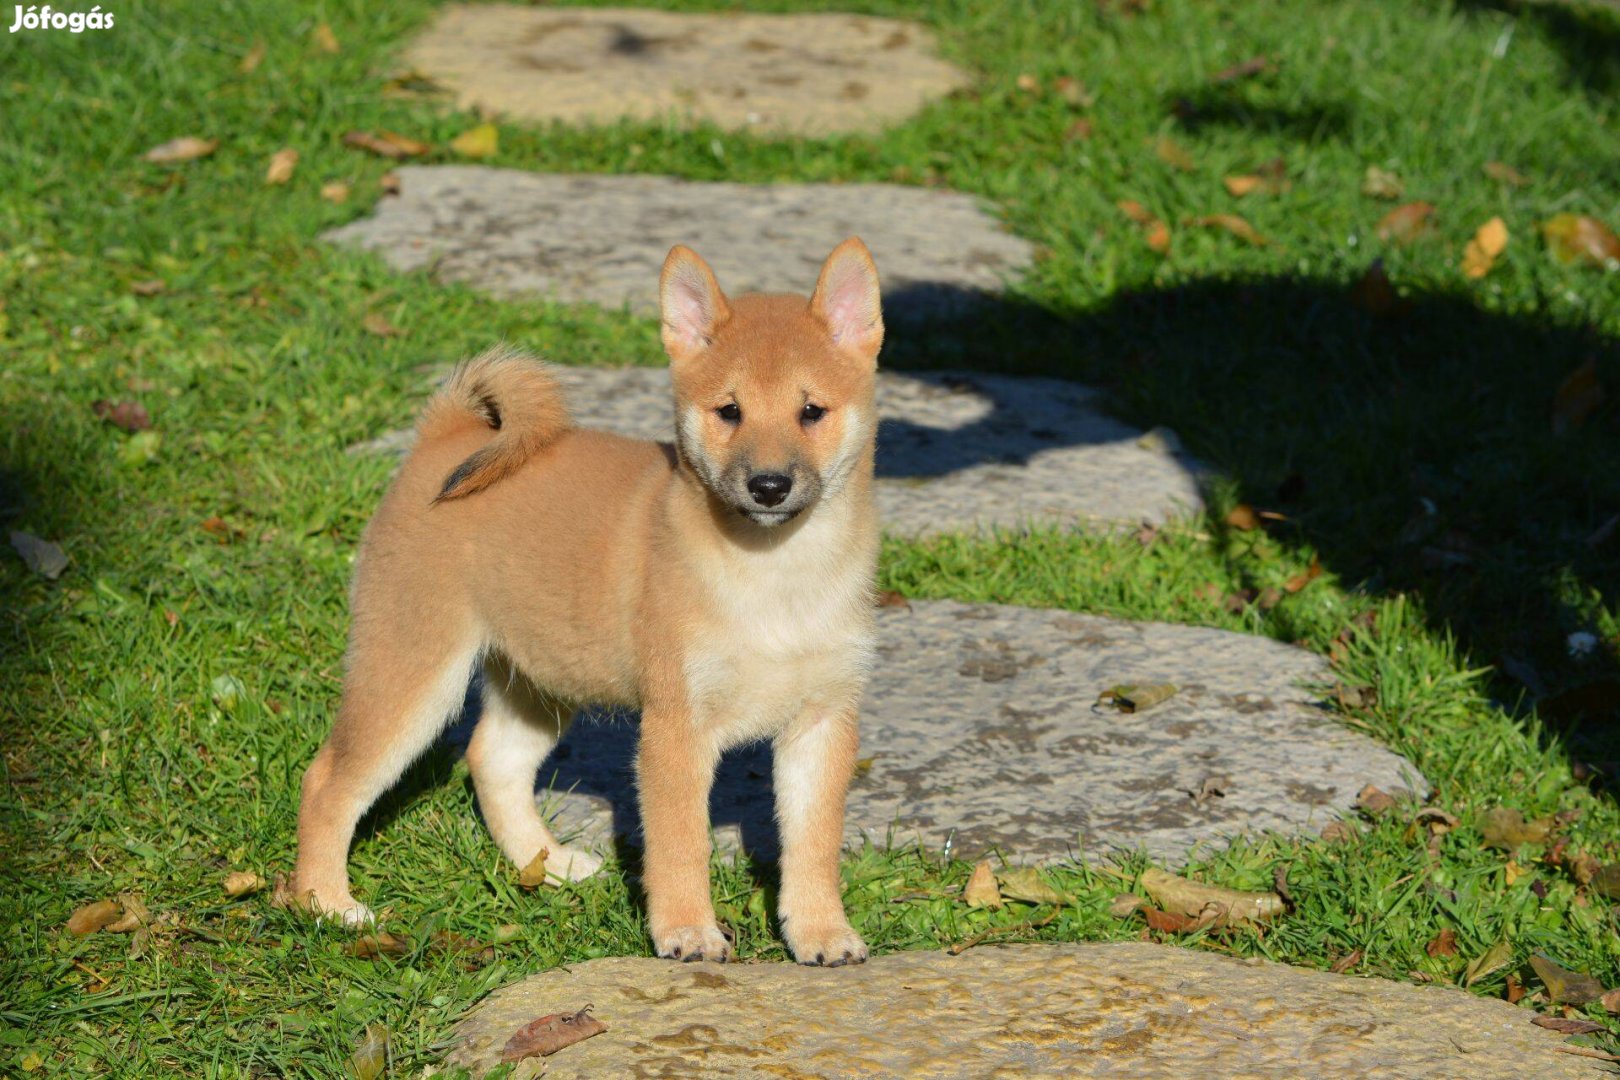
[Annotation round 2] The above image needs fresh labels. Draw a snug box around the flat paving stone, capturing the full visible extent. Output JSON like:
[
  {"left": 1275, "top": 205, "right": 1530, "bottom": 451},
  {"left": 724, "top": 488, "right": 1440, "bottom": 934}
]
[
  {"left": 322, "top": 167, "right": 1034, "bottom": 322},
  {"left": 520, "top": 600, "right": 1424, "bottom": 868},
  {"left": 446, "top": 943, "right": 1591, "bottom": 1079},
  {"left": 352, "top": 365, "right": 1206, "bottom": 533},
  {"left": 401, "top": 5, "right": 970, "bottom": 135}
]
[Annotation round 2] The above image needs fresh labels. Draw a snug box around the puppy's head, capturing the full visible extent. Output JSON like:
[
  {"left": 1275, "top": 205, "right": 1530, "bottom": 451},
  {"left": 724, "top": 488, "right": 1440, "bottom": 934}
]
[{"left": 659, "top": 238, "right": 882, "bottom": 528}]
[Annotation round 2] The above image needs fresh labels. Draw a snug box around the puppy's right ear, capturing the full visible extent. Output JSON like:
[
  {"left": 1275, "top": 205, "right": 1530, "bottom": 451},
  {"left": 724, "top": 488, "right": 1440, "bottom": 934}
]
[{"left": 659, "top": 245, "right": 730, "bottom": 366}]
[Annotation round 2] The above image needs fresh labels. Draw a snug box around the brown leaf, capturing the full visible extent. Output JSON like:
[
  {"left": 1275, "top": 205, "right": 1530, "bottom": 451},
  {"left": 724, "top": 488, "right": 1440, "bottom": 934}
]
[
  {"left": 223, "top": 870, "right": 266, "bottom": 897},
  {"left": 1479, "top": 807, "right": 1554, "bottom": 849},
  {"left": 1463, "top": 938, "right": 1513, "bottom": 987},
  {"left": 1284, "top": 555, "right": 1322, "bottom": 593},
  {"left": 1142, "top": 906, "right": 1207, "bottom": 933},
  {"left": 1591, "top": 864, "right": 1620, "bottom": 899},
  {"left": 239, "top": 40, "right": 267, "bottom": 74},
  {"left": 1356, "top": 784, "right": 1397, "bottom": 816},
  {"left": 1377, "top": 202, "right": 1436, "bottom": 245},
  {"left": 1461, "top": 216, "right": 1508, "bottom": 279},
  {"left": 130, "top": 278, "right": 166, "bottom": 297},
  {"left": 320, "top": 181, "right": 351, "bottom": 205},
  {"left": 1066, "top": 117, "right": 1094, "bottom": 141},
  {"left": 1506, "top": 972, "right": 1527, "bottom": 1003},
  {"left": 1552, "top": 359, "right": 1606, "bottom": 434},
  {"left": 1532, "top": 1015, "right": 1606, "bottom": 1035},
  {"left": 1540, "top": 214, "right": 1620, "bottom": 268},
  {"left": 350, "top": 932, "right": 411, "bottom": 959},
  {"left": 963, "top": 860, "right": 1003, "bottom": 909},
  {"left": 1118, "top": 200, "right": 1155, "bottom": 225},
  {"left": 265, "top": 148, "right": 299, "bottom": 185},
  {"left": 1015, "top": 72, "right": 1040, "bottom": 94},
  {"left": 1193, "top": 214, "right": 1268, "bottom": 246},
  {"left": 998, "top": 866, "right": 1071, "bottom": 905},
  {"left": 1053, "top": 76, "right": 1092, "bottom": 107},
  {"left": 1212, "top": 55, "right": 1271, "bottom": 83},
  {"left": 362, "top": 312, "right": 401, "bottom": 338},
  {"left": 200, "top": 516, "right": 245, "bottom": 543},
  {"left": 1118, "top": 201, "right": 1171, "bottom": 254},
  {"left": 312, "top": 22, "right": 340, "bottom": 54},
  {"left": 1223, "top": 174, "right": 1262, "bottom": 198},
  {"left": 92, "top": 399, "right": 152, "bottom": 432},
  {"left": 1329, "top": 949, "right": 1363, "bottom": 974},
  {"left": 343, "top": 130, "right": 430, "bottom": 159},
  {"left": 1225, "top": 504, "right": 1261, "bottom": 530},
  {"left": 380, "top": 172, "right": 402, "bottom": 195},
  {"left": 1425, "top": 928, "right": 1458, "bottom": 957},
  {"left": 875, "top": 589, "right": 911, "bottom": 610},
  {"left": 66, "top": 899, "right": 122, "bottom": 936},
  {"left": 1567, "top": 852, "right": 1601, "bottom": 886},
  {"left": 1107, "top": 892, "right": 1143, "bottom": 918},
  {"left": 144, "top": 137, "right": 219, "bottom": 164},
  {"left": 1155, "top": 135, "right": 1196, "bottom": 172},
  {"left": 501, "top": 1005, "right": 608, "bottom": 1063},
  {"left": 1601, "top": 987, "right": 1620, "bottom": 1015},
  {"left": 1320, "top": 820, "right": 1357, "bottom": 844},
  {"left": 1530, "top": 954, "right": 1607, "bottom": 1005},
  {"left": 1139, "top": 867, "right": 1285, "bottom": 927},
  {"left": 1361, "top": 166, "right": 1404, "bottom": 200},
  {"left": 518, "top": 848, "right": 552, "bottom": 889},
  {"left": 1483, "top": 161, "right": 1530, "bottom": 187},
  {"left": 1096, "top": 683, "right": 1179, "bottom": 714}
]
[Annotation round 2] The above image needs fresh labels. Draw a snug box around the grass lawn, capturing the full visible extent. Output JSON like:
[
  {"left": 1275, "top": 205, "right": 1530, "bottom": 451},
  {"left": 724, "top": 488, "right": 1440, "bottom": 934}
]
[{"left": 3, "top": 0, "right": 1619, "bottom": 1074}]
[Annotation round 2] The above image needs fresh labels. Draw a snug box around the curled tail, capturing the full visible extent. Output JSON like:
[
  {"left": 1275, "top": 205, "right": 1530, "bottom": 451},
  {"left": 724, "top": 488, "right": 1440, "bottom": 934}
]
[{"left": 418, "top": 346, "right": 571, "bottom": 502}]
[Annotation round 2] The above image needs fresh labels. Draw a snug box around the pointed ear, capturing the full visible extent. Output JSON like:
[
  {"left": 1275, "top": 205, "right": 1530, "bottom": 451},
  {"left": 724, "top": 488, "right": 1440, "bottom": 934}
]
[
  {"left": 659, "top": 245, "right": 730, "bottom": 365},
  {"left": 810, "top": 237, "right": 883, "bottom": 361}
]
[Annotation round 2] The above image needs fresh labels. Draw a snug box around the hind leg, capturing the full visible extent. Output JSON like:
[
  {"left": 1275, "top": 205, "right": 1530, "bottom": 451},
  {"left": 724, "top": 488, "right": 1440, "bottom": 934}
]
[
  {"left": 293, "top": 628, "right": 482, "bottom": 925},
  {"left": 466, "top": 655, "right": 602, "bottom": 883}
]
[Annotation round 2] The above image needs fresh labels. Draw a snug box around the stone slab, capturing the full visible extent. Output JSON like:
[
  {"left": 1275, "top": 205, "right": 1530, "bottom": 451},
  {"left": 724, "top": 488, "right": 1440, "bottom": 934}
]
[
  {"left": 354, "top": 365, "right": 1206, "bottom": 533},
  {"left": 447, "top": 943, "right": 1592, "bottom": 1079},
  {"left": 402, "top": 5, "right": 970, "bottom": 135},
  {"left": 322, "top": 167, "right": 1034, "bottom": 322},
  {"left": 521, "top": 600, "right": 1424, "bottom": 867}
]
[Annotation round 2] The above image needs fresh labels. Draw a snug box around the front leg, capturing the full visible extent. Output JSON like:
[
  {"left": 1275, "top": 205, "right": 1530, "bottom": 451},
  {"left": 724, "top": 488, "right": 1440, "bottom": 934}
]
[
  {"left": 774, "top": 704, "right": 867, "bottom": 966},
  {"left": 637, "top": 708, "right": 729, "bottom": 962}
]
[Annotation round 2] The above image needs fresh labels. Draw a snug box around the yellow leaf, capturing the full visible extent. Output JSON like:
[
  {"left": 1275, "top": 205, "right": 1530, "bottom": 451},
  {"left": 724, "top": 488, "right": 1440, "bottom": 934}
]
[
  {"left": 1193, "top": 214, "right": 1269, "bottom": 246},
  {"left": 450, "top": 123, "right": 499, "bottom": 159},
  {"left": 223, "top": 870, "right": 266, "bottom": 897},
  {"left": 320, "top": 181, "right": 351, "bottom": 204},
  {"left": 518, "top": 848, "right": 551, "bottom": 889},
  {"left": 963, "top": 861, "right": 1003, "bottom": 909},
  {"left": 997, "top": 866, "right": 1071, "bottom": 905},
  {"left": 265, "top": 147, "right": 299, "bottom": 185},
  {"left": 1541, "top": 213, "right": 1620, "bottom": 268},
  {"left": 143, "top": 136, "right": 218, "bottom": 164},
  {"left": 1140, "top": 867, "right": 1285, "bottom": 927},
  {"left": 1223, "top": 174, "right": 1263, "bottom": 197},
  {"left": 1503, "top": 860, "right": 1524, "bottom": 886},
  {"left": 1461, "top": 216, "right": 1508, "bottom": 279}
]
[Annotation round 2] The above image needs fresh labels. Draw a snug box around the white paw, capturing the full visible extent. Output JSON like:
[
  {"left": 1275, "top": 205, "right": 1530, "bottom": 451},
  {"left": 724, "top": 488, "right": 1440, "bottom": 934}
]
[
  {"left": 783, "top": 920, "right": 867, "bottom": 967},
  {"left": 314, "top": 896, "right": 375, "bottom": 927},
  {"left": 653, "top": 923, "right": 732, "bottom": 963},
  {"left": 544, "top": 846, "right": 603, "bottom": 883}
]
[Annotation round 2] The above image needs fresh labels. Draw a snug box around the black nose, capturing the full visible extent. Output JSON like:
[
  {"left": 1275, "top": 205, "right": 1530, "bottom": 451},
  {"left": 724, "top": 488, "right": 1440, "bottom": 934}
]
[{"left": 746, "top": 473, "right": 793, "bottom": 508}]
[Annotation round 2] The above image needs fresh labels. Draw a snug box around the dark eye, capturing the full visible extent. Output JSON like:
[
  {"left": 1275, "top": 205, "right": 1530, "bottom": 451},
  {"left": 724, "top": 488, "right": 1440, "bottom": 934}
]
[
  {"left": 801, "top": 403, "right": 826, "bottom": 424},
  {"left": 717, "top": 403, "right": 741, "bottom": 423}
]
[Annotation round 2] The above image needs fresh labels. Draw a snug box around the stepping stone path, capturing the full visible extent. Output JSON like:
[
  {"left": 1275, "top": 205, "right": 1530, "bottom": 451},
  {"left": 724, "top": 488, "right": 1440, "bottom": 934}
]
[
  {"left": 401, "top": 6, "right": 969, "bottom": 135},
  {"left": 354, "top": 365, "right": 1207, "bottom": 533},
  {"left": 324, "top": 167, "right": 1034, "bottom": 323},
  {"left": 529, "top": 600, "right": 1422, "bottom": 867},
  {"left": 447, "top": 943, "right": 1591, "bottom": 1078}
]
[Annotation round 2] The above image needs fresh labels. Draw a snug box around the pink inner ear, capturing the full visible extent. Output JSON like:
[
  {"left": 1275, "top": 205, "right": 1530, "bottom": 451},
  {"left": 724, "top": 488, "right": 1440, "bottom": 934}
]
[
  {"left": 663, "top": 262, "right": 721, "bottom": 349},
  {"left": 819, "top": 259, "right": 881, "bottom": 346}
]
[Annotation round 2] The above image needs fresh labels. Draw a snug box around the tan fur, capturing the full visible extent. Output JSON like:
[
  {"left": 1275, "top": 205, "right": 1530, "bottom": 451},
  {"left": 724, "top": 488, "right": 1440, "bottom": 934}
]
[{"left": 292, "top": 238, "right": 884, "bottom": 966}]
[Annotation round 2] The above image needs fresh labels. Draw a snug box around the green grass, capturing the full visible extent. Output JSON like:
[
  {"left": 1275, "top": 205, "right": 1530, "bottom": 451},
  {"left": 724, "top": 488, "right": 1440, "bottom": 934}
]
[{"left": 3, "top": 0, "right": 1619, "bottom": 1074}]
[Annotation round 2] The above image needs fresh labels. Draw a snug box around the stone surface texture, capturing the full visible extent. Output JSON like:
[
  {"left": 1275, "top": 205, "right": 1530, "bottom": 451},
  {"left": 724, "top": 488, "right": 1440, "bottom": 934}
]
[
  {"left": 322, "top": 167, "right": 1034, "bottom": 321},
  {"left": 447, "top": 943, "right": 1591, "bottom": 1079},
  {"left": 402, "top": 6, "right": 970, "bottom": 135},
  {"left": 351, "top": 365, "right": 1208, "bottom": 534},
  {"left": 523, "top": 600, "right": 1424, "bottom": 867}
]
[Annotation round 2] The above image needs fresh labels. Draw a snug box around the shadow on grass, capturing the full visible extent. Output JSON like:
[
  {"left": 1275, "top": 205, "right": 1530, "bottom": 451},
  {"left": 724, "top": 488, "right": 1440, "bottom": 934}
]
[{"left": 1458, "top": 0, "right": 1620, "bottom": 96}]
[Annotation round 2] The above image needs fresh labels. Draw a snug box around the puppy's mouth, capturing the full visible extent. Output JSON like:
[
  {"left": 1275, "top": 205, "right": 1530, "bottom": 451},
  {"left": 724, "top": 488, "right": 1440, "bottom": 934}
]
[{"left": 737, "top": 505, "right": 802, "bottom": 527}]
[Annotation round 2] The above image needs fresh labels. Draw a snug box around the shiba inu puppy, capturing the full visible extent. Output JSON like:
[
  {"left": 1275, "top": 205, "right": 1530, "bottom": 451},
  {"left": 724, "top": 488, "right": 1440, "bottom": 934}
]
[{"left": 291, "top": 239, "right": 883, "bottom": 966}]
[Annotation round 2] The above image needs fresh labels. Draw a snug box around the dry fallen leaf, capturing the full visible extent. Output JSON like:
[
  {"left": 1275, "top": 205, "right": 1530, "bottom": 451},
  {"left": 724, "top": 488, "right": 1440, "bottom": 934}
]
[
  {"left": 10, "top": 532, "right": 68, "bottom": 580},
  {"left": 1155, "top": 135, "right": 1196, "bottom": 173},
  {"left": 1532, "top": 1016, "right": 1606, "bottom": 1036},
  {"left": 265, "top": 147, "right": 299, "bottom": 185},
  {"left": 320, "top": 181, "right": 351, "bottom": 204},
  {"left": 1356, "top": 784, "right": 1397, "bottom": 816},
  {"left": 1479, "top": 807, "right": 1554, "bottom": 850},
  {"left": 1377, "top": 202, "right": 1436, "bottom": 245},
  {"left": 92, "top": 399, "right": 152, "bottom": 432},
  {"left": 964, "top": 860, "right": 1003, "bottom": 909},
  {"left": 1108, "top": 892, "right": 1143, "bottom": 918},
  {"left": 1330, "top": 950, "right": 1363, "bottom": 974},
  {"left": 518, "top": 848, "right": 552, "bottom": 889},
  {"left": 312, "top": 22, "right": 340, "bottom": 54},
  {"left": 380, "top": 172, "right": 402, "bottom": 195},
  {"left": 350, "top": 932, "right": 410, "bottom": 959},
  {"left": 1223, "top": 175, "right": 1263, "bottom": 197},
  {"left": 66, "top": 899, "right": 122, "bottom": 936},
  {"left": 350, "top": 1023, "right": 388, "bottom": 1080},
  {"left": 1015, "top": 72, "right": 1040, "bottom": 94},
  {"left": 450, "top": 123, "right": 499, "bottom": 159},
  {"left": 1142, "top": 906, "right": 1208, "bottom": 933},
  {"left": 1225, "top": 504, "right": 1261, "bottom": 530},
  {"left": 1461, "top": 216, "right": 1508, "bottom": 279},
  {"left": 1117, "top": 200, "right": 1171, "bottom": 254},
  {"left": 223, "top": 871, "right": 266, "bottom": 898},
  {"left": 1319, "top": 820, "right": 1357, "bottom": 844},
  {"left": 106, "top": 893, "right": 150, "bottom": 934},
  {"left": 1592, "top": 864, "right": 1620, "bottom": 899},
  {"left": 1193, "top": 214, "right": 1268, "bottom": 246},
  {"left": 130, "top": 278, "right": 166, "bottom": 297},
  {"left": 875, "top": 589, "right": 911, "bottom": 610},
  {"left": 239, "top": 40, "right": 267, "bottom": 74},
  {"left": 1066, "top": 117, "right": 1094, "bottom": 141},
  {"left": 1530, "top": 954, "right": 1606, "bottom": 1005},
  {"left": 144, "top": 137, "right": 219, "bottom": 164},
  {"left": 1053, "top": 76, "right": 1092, "bottom": 107},
  {"left": 502, "top": 1005, "right": 608, "bottom": 1063},
  {"left": 1552, "top": 359, "right": 1607, "bottom": 435},
  {"left": 1361, "top": 166, "right": 1403, "bottom": 200},
  {"left": 1117, "top": 200, "right": 1155, "bottom": 225},
  {"left": 1212, "top": 55, "right": 1271, "bottom": 83},
  {"left": 1463, "top": 938, "right": 1513, "bottom": 987},
  {"left": 1425, "top": 928, "right": 1458, "bottom": 957},
  {"left": 998, "top": 866, "right": 1071, "bottom": 905},
  {"left": 343, "top": 130, "right": 430, "bottom": 159},
  {"left": 1540, "top": 213, "right": 1620, "bottom": 268},
  {"left": 1483, "top": 161, "right": 1528, "bottom": 187},
  {"left": 362, "top": 312, "right": 401, "bottom": 338},
  {"left": 1096, "top": 683, "right": 1179, "bottom": 714},
  {"left": 1140, "top": 867, "right": 1284, "bottom": 927},
  {"left": 1601, "top": 987, "right": 1620, "bottom": 1015},
  {"left": 1284, "top": 555, "right": 1322, "bottom": 593}
]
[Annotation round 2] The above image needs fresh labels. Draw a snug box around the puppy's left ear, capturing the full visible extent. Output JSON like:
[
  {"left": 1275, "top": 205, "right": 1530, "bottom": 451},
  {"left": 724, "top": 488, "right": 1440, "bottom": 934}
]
[{"left": 810, "top": 237, "right": 883, "bottom": 363}]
